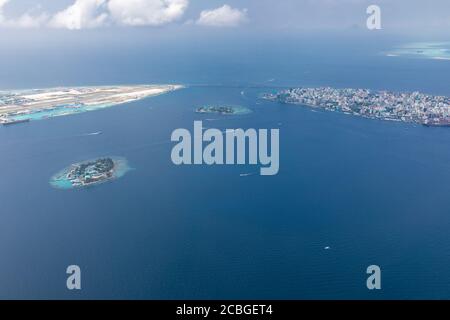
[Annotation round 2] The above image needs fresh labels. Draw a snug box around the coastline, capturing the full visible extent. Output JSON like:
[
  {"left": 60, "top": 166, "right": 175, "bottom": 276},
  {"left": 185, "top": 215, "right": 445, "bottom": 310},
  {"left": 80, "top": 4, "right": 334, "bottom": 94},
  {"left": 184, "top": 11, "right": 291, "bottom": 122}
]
[
  {"left": 50, "top": 156, "right": 133, "bottom": 190},
  {"left": 265, "top": 87, "right": 450, "bottom": 127},
  {"left": 195, "top": 104, "right": 252, "bottom": 115},
  {"left": 0, "top": 84, "right": 184, "bottom": 124}
]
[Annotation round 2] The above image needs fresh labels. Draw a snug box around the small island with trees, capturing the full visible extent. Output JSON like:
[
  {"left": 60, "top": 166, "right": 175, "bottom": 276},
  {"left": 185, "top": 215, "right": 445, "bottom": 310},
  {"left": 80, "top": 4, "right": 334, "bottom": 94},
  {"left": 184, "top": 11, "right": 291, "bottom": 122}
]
[
  {"left": 50, "top": 157, "right": 131, "bottom": 189},
  {"left": 195, "top": 105, "right": 251, "bottom": 115}
]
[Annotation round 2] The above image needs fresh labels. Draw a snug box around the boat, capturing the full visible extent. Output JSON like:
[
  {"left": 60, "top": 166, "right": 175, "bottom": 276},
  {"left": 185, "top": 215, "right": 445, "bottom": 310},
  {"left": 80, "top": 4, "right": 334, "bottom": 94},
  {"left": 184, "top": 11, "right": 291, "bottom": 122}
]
[
  {"left": 2, "top": 119, "right": 30, "bottom": 126},
  {"left": 423, "top": 119, "right": 450, "bottom": 127},
  {"left": 239, "top": 173, "right": 254, "bottom": 177}
]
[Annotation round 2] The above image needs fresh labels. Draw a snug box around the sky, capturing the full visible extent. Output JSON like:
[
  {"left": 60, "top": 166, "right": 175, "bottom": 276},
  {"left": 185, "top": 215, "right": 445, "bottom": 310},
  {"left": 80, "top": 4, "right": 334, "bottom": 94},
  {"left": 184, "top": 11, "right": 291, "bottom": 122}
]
[
  {"left": 0, "top": 0, "right": 449, "bottom": 35},
  {"left": 0, "top": 0, "right": 449, "bottom": 89}
]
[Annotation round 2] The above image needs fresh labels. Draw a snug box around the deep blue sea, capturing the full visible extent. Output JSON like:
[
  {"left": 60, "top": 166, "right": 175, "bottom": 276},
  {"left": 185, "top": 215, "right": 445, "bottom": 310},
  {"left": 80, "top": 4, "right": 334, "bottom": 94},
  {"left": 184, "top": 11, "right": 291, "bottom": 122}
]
[{"left": 2, "top": 34, "right": 450, "bottom": 299}]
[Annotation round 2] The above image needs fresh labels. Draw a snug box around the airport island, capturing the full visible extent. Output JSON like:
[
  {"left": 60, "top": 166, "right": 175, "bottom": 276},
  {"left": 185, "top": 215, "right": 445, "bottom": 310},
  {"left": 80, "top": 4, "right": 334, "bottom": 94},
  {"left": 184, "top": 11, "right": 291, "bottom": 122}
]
[
  {"left": 264, "top": 87, "right": 450, "bottom": 126},
  {"left": 50, "top": 157, "right": 131, "bottom": 189},
  {"left": 0, "top": 84, "right": 183, "bottom": 125},
  {"left": 195, "top": 105, "right": 251, "bottom": 115}
]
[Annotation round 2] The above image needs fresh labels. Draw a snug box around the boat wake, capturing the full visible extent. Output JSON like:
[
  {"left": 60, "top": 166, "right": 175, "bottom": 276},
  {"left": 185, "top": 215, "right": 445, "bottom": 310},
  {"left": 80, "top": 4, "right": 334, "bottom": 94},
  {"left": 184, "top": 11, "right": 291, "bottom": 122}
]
[
  {"left": 84, "top": 131, "right": 102, "bottom": 136},
  {"left": 240, "top": 172, "right": 256, "bottom": 177}
]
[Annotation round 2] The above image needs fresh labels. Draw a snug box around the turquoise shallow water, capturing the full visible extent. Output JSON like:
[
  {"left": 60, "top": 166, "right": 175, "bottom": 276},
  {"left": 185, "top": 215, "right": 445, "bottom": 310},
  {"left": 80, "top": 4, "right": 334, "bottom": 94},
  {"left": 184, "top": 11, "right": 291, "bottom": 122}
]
[
  {"left": 49, "top": 157, "right": 132, "bottom": 190},
  {"left": 5, "top": 84, "right": 450, "bottom": 299},
  {"left": 196, "top": 104, "right": 252, "bottom": 115},
  {"left": 2, "top": 35, "right": 450, "bottom": 299},
  {"left": 50, "top": 177, "right": 73, "bottom": 190},
  {"left": 10, "top": 103, "right": 125, "bottom": 122},
  {"left": 231, "top": 105, "right": 252, "bottom": 115},
  {"left": 386, "top": 42, "right": 450, "bottom": 60}
]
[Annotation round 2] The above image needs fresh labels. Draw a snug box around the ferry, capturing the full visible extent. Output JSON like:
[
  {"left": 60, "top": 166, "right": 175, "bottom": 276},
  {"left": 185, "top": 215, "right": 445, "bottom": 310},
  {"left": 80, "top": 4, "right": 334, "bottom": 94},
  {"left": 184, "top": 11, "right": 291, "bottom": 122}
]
[
  {"left": 1, "top": 119, "right": 30, "bottom": 126},
  {"left": 423, "top": 119, "right": 450, "bottom": 127}
]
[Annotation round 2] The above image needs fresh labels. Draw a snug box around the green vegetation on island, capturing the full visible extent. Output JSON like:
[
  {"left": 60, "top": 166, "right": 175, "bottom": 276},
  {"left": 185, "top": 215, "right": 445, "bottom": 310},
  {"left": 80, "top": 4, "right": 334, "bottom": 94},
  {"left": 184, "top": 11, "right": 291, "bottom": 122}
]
[
  {"left": 50, "top": 157, "right": 131, "bottom": 189},
  {"left": 195, "top": 105, "right": 251, "bottom": 115}
]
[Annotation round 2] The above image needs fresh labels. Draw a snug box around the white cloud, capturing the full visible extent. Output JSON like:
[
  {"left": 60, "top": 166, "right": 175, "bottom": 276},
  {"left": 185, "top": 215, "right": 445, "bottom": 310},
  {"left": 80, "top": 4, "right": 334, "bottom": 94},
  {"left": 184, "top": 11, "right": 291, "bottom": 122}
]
[
  {"left": 49, "top": 0, "right": 108, "bottom": 30},
  {"left": 10, "top": 12, "right": 48, "bottom": 28},
  {"left": 0, "top": 0, "right": 6, "bottom": 12},
  {"left": 0, "top": 0, "right": 7, "bottom": 23},
  {"left": 107, "top": 0, "right": 188, "bottom": 26},
  {"left": 0, "top": 0, "right": 190, "bottom": 30},
  {"left": 0, "top": 0, "right": 48, "bottom": 28},
  {"left": 196, "top": 5, "right": 248, "bottom": 27}
]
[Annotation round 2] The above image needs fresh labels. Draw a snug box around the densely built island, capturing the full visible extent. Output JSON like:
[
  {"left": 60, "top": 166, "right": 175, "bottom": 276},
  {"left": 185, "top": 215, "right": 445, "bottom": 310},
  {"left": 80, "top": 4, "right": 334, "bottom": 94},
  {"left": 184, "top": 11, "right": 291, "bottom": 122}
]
[
  {"left": 0, "top": 84, "right": 183, "bottom": 125},
  {"left": 264, "top": 87, "right": 450, "bottom": 126},
  {"left": 50, "top": 157, "right": 131, "bottom": 189}
]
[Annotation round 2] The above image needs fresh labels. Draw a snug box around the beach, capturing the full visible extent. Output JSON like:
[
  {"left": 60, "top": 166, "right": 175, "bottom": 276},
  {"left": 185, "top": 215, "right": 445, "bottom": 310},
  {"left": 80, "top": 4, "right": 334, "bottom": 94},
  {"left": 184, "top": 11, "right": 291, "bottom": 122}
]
[{"left": 0, "top": 84, "right": 184, "bottom": 123}]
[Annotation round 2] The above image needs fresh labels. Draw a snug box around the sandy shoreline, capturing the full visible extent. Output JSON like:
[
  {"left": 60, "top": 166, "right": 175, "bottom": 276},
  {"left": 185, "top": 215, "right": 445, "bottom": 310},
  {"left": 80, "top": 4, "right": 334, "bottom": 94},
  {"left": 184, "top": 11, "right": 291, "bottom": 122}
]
[{"left": 0, "top": 84, "right": 184, "bottom": 123}]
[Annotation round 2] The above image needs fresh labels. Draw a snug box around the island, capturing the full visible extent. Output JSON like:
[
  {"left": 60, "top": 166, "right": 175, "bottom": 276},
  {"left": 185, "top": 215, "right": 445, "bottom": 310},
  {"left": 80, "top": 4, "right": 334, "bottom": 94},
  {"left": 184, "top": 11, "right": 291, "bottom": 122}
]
[
  {"left": 50, "top": 157, "right": 131, "bottom": 189},
  {"left": 263, "top": 87, "right": 450, "bottom": 126},
  {"left": 195, "top": 105, "right": 251, "bottom": 115},
  {"left": 385, "top": 42, "right": 450, "bottom": 60},
  {"left": 0, "top": 84, "right": 183, "bottom": 125}
]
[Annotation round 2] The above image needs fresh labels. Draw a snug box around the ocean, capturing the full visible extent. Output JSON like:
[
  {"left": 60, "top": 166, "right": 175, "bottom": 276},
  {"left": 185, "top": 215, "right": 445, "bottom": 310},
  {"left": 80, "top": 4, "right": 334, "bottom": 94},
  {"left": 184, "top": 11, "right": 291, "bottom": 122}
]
[{"left": 1, "top": 34, "right": 450, "bottom": 299}]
